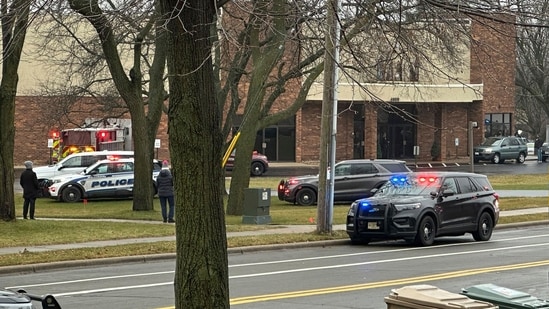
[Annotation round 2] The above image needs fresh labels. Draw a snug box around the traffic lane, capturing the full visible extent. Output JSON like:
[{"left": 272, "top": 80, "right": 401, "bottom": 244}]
[
  {"left": 3, "top": 226, "right": 549, "bottom": 308},
  {"left": 233, "top": 264, "right": 549, "bottom": 309},
  {"left": 2, "top": 262, "right": 177, "bottom": 309},
  {"left": 228, "top": 228, "right": 549, "bottom": 301}
]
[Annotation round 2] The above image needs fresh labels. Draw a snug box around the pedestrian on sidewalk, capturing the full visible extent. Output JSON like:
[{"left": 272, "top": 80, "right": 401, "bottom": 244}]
[
  {"left": 20, "top": 161, "right": 40, "bottom": 220},
  {"left": 534, "top": 135, "right": 544, "bottom": 163},
  {"left": 156, "top": 160, "right": 175, "bottom": 223}
]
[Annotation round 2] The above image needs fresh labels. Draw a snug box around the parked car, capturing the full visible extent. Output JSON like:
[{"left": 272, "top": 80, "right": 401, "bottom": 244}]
[
  {"left": 34, "top": 150, "right": 135, "bottom": 197},
  {"left": 47, "top": 158, "right": 161, "bottom": 202},
  {"left": 0, "top": 288, "right": 61, "bottom": 308},
  {"left": 277, "top": 159, "right": 412, "bottom": 206},
  {"left": 225, "top": 150, "right": 269, "bottom": 176},
  {"left": 473, "top": 136, "right": 528, "bottom": 164},
  {"left": 346, "top": 172, "right": 499, "bottom": 246}
]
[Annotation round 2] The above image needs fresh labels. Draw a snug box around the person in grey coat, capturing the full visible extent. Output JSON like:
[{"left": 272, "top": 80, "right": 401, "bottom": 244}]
[
  {"left": 156, "top": 160, "right": 175, "bottom": 223},
  {"left": 20, "top": 161, "right": 40, "bottom": 219}
]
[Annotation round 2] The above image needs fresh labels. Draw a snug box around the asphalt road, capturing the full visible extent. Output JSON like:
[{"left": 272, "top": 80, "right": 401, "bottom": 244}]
[{"left": 2, "top": 225, "right": 548, "bottom": 308}]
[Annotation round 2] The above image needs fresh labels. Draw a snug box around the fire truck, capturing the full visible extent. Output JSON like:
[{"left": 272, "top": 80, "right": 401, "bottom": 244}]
[{"left": 50, "top": 119, "right": 132, "bottom": 162}]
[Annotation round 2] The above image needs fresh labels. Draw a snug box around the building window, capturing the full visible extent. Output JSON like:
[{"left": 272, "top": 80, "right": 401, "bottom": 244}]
[{"left": 484, "top": 113, "right": 512, "bottom": 138}]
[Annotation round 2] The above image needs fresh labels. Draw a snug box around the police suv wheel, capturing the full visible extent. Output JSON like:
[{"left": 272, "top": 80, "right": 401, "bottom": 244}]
[
  {"left": 415, "top": 216, "right": 435, "bottom": 246},
  {"left": 62, "top": 186, "right": 82, "bottom": 203},
  {"left": 472, "top": 212, "right": 493, "bottom": 241},
  {"left": 296, "top": 188, "right": 316, "bottom": 206}
]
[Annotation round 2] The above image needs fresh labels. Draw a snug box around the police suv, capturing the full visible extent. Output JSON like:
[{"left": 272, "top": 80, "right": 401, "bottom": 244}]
[{"left": 48, "top": 158, "right": 161, "bottom": 202}]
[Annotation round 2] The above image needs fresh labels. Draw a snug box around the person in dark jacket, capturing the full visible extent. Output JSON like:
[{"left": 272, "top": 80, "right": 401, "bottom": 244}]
[
  {"left": 534, "top": 135, "right": 544, "bottom": 163},
  {"left": 20, "top": 161, "right": 40, "bottom": 220},
  {"left": 156, "top": 160, "right": 175, "bottom": 223}
]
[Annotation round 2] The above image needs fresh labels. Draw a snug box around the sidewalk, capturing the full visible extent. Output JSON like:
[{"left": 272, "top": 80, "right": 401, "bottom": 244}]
[{"left": 0, "top": 207, "right": 547, "bottom": 257}]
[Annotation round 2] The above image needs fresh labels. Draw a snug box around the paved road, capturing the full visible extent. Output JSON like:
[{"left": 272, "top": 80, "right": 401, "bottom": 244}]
[{"left": 2, "top": 225, "right": 549, "bottom": 309}]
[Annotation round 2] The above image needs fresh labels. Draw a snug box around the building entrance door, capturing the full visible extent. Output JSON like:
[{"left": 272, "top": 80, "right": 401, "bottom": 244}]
[{"left": 387, "top": 124, "right": 415, "bottom": 159}]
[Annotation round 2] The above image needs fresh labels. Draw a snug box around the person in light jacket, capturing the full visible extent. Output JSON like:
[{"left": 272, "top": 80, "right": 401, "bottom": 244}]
[{"left": 156, "top": 160, "right": 175, "bottom": 223}]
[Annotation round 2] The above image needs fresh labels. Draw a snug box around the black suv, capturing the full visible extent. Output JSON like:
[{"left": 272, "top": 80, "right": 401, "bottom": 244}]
[
  {"left": 346, "top": 172, "right": 499, "bottom": 246},
  {"left": 277, "top": 159, "right": 412, "bottom": 206}
]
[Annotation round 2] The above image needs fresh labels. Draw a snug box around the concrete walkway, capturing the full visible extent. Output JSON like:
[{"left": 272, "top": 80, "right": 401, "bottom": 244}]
[{"left": 1, "top": 207, "right": 547, "bottom": 257}]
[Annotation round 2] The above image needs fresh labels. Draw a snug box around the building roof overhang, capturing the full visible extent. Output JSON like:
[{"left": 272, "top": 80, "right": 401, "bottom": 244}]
[{"left": 307, "top": 82, "right": 483, "bottom": 103}]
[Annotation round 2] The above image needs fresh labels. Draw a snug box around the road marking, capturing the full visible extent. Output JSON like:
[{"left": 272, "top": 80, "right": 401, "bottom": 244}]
[
  {"left": 154, "top": 259, "right": 549, "bottom": 308},
  {"left": 229, "top": 260, "right": 549, "bottom": 305},
  {"left": 231, "top": 233, "right": 549, "bottom": 268},
  {"left": 9, "top": 235, "right": 549, "bottom": 290},
  {"left": 229, "top": 242, "right": 549, "bottom": 278}
]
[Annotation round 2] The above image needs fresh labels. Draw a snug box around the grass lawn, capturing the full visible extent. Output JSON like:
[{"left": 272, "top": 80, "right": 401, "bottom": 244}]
[{"left": 0, "top": 173, "right": 546, "bottom": 267}]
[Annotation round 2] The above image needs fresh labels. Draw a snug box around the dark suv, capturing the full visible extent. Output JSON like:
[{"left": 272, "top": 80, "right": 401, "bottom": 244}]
[
  {"left": 277, "top": 159, "right": 412, "bottom": 206},
  {"left": 473, "top": 136, "right": 528, "bottom": 164},
  {"left": 346, "top": 172, "right": 499, "bottom": 246}
]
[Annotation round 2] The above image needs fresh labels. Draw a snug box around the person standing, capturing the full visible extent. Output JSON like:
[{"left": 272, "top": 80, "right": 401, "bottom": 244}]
[
  {"left": 20, "top": 161, "right": 40, "bottom": 220},
  {"left": 156, "top": 160, "right": 175, "bottom": 223},
  {"left": 534, "top": 135, "right": 544, "bottom": 163}
]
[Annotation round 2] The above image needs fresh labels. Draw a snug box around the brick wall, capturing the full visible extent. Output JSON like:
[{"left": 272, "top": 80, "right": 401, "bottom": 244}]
[
  {"left": 14, "top": 96, "right": 170, "bottom": 166},
  {"left": 470, "top": 15, "right": 516, "bottom": 115}
]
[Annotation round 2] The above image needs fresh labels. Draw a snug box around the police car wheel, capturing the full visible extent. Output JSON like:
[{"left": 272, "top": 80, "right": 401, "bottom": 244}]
[{"left": 62, "top": 187, "right": 82, "bottom": 203}]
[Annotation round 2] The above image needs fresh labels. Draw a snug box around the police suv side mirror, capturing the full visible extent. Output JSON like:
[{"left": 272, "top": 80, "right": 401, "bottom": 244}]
[{"left": 442, "top": 189, "right": 455, "bottom": 197}]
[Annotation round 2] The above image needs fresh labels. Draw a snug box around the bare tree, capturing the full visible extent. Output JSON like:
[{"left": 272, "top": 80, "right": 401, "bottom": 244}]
[
  {"left": 65, "top": 0, "right": 167, "bottom": 211},
  {"left": 515, "top": 0, "right": 549, "bottom": 139},
  {"left": 159, "top": 0, "right": 229, "bottom": 308},
  {"left": 222, "top": 0, "right": 478, "bottom": 215},
  {"left": 0, "top": 0, "right": 32, "bottom": 221}
]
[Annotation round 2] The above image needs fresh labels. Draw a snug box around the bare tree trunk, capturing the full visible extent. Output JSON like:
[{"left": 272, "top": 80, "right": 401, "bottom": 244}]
[
  {"left": 0, "top": 0, "right": 31, "bottom": 221},
  {"left": 68, "top": 0, "right": 166, "bottom": 211},
  {"left": 0, "top": 91, "right": 16, "bottom": 221},
  {"left": 160, "top": 0, "right": 229, "bottom": 308}
]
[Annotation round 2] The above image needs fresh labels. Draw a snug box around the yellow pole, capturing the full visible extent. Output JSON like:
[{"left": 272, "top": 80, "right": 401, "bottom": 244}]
[{"left": 222, "top": 131, "right": 241, "bottom": 168}]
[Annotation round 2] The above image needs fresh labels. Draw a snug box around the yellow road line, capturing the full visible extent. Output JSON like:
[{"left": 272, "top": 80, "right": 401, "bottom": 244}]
[{"left": 155, "top": 259, "right": 549, "bottom": 308}]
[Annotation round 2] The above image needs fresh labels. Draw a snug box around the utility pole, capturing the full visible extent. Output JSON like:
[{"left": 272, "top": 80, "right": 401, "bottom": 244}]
[
  {"left": 317, "top": 0, "right": 340, "bottom": 234},
  {"left": 469, "top": 121, "right": 477, "bottom": 173}
]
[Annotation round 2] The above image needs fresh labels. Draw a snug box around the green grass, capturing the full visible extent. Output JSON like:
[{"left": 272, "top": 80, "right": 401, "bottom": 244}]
[
  {"left": 489, "top": 174, "right": 549, "bottom": 190},
  {"left": 0, "top": 174, "right": 546, "bottom": 268}
]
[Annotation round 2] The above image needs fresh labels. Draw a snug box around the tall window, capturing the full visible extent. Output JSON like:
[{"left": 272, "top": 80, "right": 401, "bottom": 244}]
[{"left": 484, "top": 113, "right": 512, "bottom": 137}]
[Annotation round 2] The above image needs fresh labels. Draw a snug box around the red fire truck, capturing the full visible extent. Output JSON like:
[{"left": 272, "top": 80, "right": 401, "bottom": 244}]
[{"left": 50, "top": 125, "right": 131, "bottom": 163}]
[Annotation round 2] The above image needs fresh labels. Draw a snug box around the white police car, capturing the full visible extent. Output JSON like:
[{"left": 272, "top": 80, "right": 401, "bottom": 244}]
[{"left": 48, "top": 158, "right": 161, "bottom": 202}]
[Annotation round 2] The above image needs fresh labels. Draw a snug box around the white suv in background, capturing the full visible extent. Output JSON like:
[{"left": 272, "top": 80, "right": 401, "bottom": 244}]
[{"left": 34, "top": 150, "right": 134, "bottom": 180}]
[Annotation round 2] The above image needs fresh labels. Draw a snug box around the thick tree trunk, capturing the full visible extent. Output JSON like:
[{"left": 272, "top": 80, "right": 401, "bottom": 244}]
[
  {"left": 0, "top": 91, "right": 16, "bottom": 221},
  {"left": 160, "top": 0, "right": 229, "bottom": 308},
  {"left": 0, "top": 0, "right": 31, "bottom": 221},
  {"left": 130, "top": 111, "right": 155, "bottom": 211}
]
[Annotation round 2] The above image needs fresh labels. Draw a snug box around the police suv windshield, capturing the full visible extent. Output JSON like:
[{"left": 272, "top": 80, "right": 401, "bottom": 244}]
[{"left": 375, "top": 175, "right": 442, "bottom": 197}]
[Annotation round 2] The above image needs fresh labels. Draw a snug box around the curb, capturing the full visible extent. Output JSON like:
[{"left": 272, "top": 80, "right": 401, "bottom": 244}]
[{"left": 0, "top": 220, "right": 547, "bottom": 275}]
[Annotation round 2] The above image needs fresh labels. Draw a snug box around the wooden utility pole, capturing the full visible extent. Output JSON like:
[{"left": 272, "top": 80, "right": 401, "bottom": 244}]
[{"left": 317, "top": 0, "right": 340, "bottom": 233}]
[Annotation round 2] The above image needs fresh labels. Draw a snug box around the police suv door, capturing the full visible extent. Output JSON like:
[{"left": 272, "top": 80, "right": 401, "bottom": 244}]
[{"left": 84, "top": 162, "right": 134, "bottom": 199}]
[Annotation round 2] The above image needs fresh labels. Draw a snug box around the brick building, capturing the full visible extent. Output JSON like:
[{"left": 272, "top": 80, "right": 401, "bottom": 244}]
[
  {"left": 250, "top": 15, "right": 516, "bottom": 162},
  {"left": 10, "top": 14, "right": 515, "bottom": 165}
]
